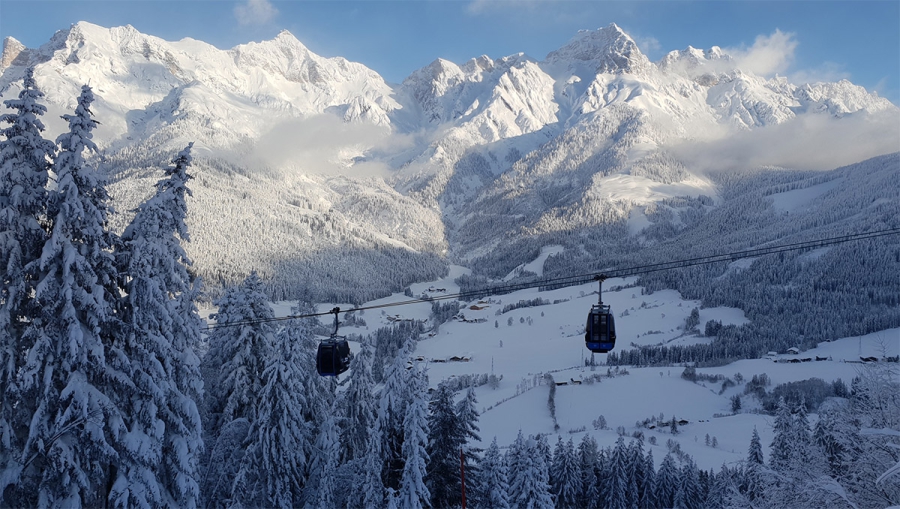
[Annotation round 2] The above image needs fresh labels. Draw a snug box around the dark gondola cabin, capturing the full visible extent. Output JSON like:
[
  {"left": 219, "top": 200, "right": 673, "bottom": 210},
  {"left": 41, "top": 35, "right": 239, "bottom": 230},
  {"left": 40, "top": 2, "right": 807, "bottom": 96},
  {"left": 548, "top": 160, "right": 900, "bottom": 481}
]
[
  {"left": 584, "top": 274, "right": 616, "bottom": 353},
  {"left": 585, "top": 303, "right": 616, "bottom": 353},
  {"left": 317, "top": 307, "right": 352, "bottom": 376},
  {"left": 316, "top": 338, "right": 351, "bottom": 376}
]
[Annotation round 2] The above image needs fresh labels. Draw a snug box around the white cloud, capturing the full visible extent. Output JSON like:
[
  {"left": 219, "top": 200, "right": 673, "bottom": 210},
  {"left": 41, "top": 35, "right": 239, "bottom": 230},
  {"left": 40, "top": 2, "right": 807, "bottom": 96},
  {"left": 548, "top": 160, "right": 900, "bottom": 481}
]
[
  {"left": 668, "top": 110, "right": 900, "bottom": 173},
  {"left": 789, "top": 62, "right": 851, "bottom": 85},
  {"left": 234, "top": 0, "right": 279, "bottom": 26},
  {"left": 249, "top": 114, "right": 401, "bottom": 178},
  {"left": 725, "top": 29, "right": 797, "bottom": 77},
  {"left": 632, "top": 35, "right": 661, "bottom": 56}
]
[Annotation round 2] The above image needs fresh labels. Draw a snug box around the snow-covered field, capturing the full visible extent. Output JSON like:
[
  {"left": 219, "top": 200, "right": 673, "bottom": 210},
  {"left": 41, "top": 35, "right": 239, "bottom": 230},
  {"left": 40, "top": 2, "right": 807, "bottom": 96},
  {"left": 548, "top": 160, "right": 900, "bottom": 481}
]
[{"left": 207, "top": 248, "right": 899, "bottom": 473}]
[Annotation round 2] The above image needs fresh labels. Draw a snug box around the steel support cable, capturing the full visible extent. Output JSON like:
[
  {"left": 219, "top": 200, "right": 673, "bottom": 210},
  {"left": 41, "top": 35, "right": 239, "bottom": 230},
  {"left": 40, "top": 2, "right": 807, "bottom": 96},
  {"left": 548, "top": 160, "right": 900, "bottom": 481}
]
[{"left": 202, "top": 227, "right": 900, "bottom": 331}]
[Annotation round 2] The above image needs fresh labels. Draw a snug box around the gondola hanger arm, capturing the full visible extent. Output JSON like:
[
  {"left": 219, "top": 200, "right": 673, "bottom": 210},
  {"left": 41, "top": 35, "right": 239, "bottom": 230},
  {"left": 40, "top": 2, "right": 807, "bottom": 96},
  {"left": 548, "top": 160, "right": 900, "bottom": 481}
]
[{"left": 330, "top": 307, "right": 340, "bottom": 337}]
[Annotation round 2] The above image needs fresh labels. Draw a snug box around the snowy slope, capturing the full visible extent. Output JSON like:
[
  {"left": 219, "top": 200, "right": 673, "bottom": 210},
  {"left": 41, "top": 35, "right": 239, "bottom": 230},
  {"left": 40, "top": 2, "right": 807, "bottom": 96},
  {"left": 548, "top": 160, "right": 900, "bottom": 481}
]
[{"left": 1, "top": 22, "right": 897, "bottom": 302}]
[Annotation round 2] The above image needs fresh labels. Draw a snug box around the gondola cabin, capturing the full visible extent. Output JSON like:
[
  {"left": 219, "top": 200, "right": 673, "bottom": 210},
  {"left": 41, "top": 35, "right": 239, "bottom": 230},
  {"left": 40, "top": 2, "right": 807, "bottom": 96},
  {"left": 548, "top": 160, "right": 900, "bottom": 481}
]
[
  {"left": 585, "top": 303, "right": 616, "bottom": 353},
  {"left": 316, "top": 338, "right": 351, "bottom": 376},
  {"left": 317, "top": 307, "right": 352, "bottom": 376}
]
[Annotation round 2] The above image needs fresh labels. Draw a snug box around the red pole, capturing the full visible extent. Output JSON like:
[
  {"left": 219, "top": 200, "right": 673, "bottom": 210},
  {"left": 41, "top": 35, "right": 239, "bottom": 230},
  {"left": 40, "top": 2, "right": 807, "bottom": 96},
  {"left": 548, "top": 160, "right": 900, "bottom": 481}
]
[{"left": 460, "top": 447, "right": 467, "bottom": 509}]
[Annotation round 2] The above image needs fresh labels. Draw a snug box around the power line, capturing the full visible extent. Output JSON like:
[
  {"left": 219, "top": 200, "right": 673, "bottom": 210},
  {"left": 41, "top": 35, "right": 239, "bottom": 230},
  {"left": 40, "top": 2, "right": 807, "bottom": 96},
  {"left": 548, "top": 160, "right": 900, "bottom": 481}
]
[{"left": 201, "top": 227, "right": 900, "bottom": 331}]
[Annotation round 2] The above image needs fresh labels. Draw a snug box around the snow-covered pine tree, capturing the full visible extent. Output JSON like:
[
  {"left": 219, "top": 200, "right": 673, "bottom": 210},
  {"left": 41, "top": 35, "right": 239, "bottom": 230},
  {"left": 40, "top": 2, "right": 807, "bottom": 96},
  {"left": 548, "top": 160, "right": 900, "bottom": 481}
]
[
  {"left": 847, "top": 363, "right": 900, "bottom": 508},
  {"left": 477, "top": 437, "right": 510, "bottom": 509},
  {"left": 550, "top": 436, "right": 565, "bottom": 502},
  {"left": 549, "top": 436, "right": 579, "bottom": 508},
  {"left": 200, "top": 417, "right": 249, "bottom": 509},
  {"left": 398, "top": 363, "right": 430, "bottom": 509},
  {"left": 535, "top": 433, "right": 552, "bottom": 477},
  {"left": 229, "top": 323, "right": 314, "bottom": 508},
  {"left": 0, "top": 68, "right": 56, "bottom": 499},
  {"left": 15, "top": 84, "right": 127, "bottom": 507},
  {"left": 673, "top": 460, "right": 702, "bottom": 509},
  {"left": 642, "top": 448, "right": 656, "bottom": 508},
  {"left": 309, "top": 413, "right": 340, "bottom": 509},
  {"left": 505, "top": 431, "right": 527, "bottom": 501},
  {"left": 507, "top": 432, "right": 554, "bottom": 509},
  {"left": 594, "top": 444, "right": 611, "bottom": 507},
  {"left": 654, "top": 452, "right": 678, "bottom": 509},
  {"left": 360, "top": 426, "right": 386, "bottom": 509},
  {"left": 457, "top": 386, "right": 482, "bottom": 503},
  {"left": 457, "top": 389, "right": 480, "bottom": 442},
  {"left": 201, "top": 272, "right": 275, "bottom": 433},
  {"left": 605, "top": 437, "right": 628, "bottom": 509},
  {"left": 791, "top": 398, "right": 818, "bottom": 467},
  {"left": 814, "top": 403, "right": 857, "bottom": 480},
  {"left": 704, "top": 465, "right": 730, "bottom": 509},
  {"left": 115, "top": 143, "right": 204, "bottom": 508},
  {"left": 426, "top": 383, "right": 465, "bottom": 507},
  {"left": 742, "top": 427, "right": 766, "bottom": 503},
  {"left": 377, "top": 336, "right": 415, "bottom": 490},
  {"left": 576, "top": 434, "right": 599, "bottom": 508},
  {"left": 340, "top": 337, "right": 376, "bottom": 463},
  {"left": 768, "top": 396, "right": 792, "bottom": 472}
]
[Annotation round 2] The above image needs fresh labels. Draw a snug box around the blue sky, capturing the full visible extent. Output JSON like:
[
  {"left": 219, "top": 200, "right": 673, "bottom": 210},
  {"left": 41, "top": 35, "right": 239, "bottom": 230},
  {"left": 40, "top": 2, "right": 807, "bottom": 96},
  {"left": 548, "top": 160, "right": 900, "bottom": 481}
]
[{"left": 2, "top": 1, "right": 898, "bottom": 103}]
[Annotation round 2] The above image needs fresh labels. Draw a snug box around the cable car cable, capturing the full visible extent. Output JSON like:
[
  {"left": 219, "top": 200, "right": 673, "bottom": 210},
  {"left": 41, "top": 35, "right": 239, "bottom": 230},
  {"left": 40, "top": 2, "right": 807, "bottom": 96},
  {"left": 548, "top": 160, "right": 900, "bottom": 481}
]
[{"left": 201, "top": 226, "right": 900, "bottom": 331}]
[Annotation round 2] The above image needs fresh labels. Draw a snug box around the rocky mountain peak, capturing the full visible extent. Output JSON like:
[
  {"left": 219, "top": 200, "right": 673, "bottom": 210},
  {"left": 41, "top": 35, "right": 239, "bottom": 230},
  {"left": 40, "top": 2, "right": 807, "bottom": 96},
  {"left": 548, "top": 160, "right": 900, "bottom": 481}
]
[
  {"left": 1, "top": 37, "right": 28, "bottom": 69},
  {"left": 545, "top": 23, "right": 651, "bottom": 74}
]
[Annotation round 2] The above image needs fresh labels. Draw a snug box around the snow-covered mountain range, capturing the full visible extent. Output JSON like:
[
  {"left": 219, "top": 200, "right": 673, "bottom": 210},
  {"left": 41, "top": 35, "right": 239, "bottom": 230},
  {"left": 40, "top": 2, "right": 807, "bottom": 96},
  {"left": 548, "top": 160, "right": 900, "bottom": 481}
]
[{"left": 1, "top": 21, "right": 897, "bottom": 301}]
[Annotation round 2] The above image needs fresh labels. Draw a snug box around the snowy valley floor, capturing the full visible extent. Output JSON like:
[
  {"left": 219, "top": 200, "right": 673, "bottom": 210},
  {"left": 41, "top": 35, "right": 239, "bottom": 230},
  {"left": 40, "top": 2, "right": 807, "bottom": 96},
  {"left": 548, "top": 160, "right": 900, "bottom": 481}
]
[{"left": 203, "top": 264, "right": 899, "bottom": 473}]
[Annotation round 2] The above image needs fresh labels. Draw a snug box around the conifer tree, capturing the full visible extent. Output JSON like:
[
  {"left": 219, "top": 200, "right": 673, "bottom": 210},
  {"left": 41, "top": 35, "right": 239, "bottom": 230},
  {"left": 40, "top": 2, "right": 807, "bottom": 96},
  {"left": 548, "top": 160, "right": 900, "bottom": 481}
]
[
  {"left": 654, "top": 452, "right": 678, "bottom": 508},
  {"left": 116, "top": 143, "right": 204, "bottom": 508},
  {"left": 743, "top": 427, "right": 765, "bottom": 503},
  {"left": 790, "top": 397, "right": 820, "bottom": 472},
  {"left": 550, "top": 436, "right": 579, "bottom": 508},
  {"left": 16, "top": 84, "right": 126, "bottom": 507},
  {"left": 457, "top": 387, "right": 481, "bottom": 444},
  {"left": 457, "top": 386, "right": 482, "bottom": 502},
  {"left": 605, "top": 437, "right": 628, "bottom": 509},
  {"left": 769, "top": 396, "right": 793, "bottom": 471},
  {"left": 477, "top": 437, "right": 510, "bottom": 509},
  {"left": 576, "top": 434, "right": 599, "bottom": 508},
  {"left": 627, "top": 437, "right": 648, "bottom": 508},
  {"left": 0, "top": 67, "right": 56, "bottom": 504},
  {"left": 704, "top": 466, "right": 730, "bottom": 509},
  {"left": 202, "top": 272, "right": 275, "bottom": 433},
  {"left": 642, "top": 448, "right": 656, "bottom": 508},
  {"left": 426, "top": 383, "right": 465, "bottom": 507},
  {"left": 507, "top": 433, "right": 554, "bottom": 509},
  {"left": 674, "top": 460, "right": 702, "bottom": 509},
  {"left": 747, "top": 426, "right": 764, "bottom": 466},
  {"left": 361, "top": 426, "right": 386, "bottom": 509},
  {"left": 595, "top": 447, "right": 611, "bottom": 508},
  {"left": 310, "top": 413, "right": 340, "bottom": 509},
  {"left": 230, "top": 325, "right": 313, "bottom": 508},
  {"left": 814, "top": 405, "right": 857, "bottom": 480},
  {"left": 398, "top": 364, "right": 430, "bottom": 509},
  {"left": 340, "top": 338, "right": 376, "bottom": 463},
  {"left": 377, "top": 337, "right": 415, "bottom": 490}
]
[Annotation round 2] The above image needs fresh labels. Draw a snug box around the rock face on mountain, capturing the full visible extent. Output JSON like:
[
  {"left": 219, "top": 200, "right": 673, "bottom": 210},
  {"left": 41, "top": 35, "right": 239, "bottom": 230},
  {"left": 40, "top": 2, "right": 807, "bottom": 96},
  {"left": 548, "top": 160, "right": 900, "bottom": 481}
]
[{"left": 1, "top": 22, "right": 896, "bottom": 300}]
